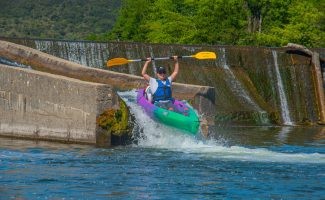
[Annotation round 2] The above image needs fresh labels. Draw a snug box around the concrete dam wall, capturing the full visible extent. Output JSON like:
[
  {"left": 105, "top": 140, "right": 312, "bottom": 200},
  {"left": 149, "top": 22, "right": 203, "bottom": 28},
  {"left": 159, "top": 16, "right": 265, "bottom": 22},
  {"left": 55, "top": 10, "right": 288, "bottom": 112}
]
[
  {"left": 0, "top": 64, "right": 127, "bottom": 146},
  {"left": 1, "top": 37, "right": 323, "bottom": 125}
]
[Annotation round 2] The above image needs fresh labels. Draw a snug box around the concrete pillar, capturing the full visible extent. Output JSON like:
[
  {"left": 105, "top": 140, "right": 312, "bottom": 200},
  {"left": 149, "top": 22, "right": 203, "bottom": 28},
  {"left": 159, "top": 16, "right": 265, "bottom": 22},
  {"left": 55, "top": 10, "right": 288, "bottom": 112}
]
[
  {"left": 312, "top": 53, "right": 325, "bottom": 124},
  {"left": 285, "top": 43, "right": 325, "bottom": 124}
]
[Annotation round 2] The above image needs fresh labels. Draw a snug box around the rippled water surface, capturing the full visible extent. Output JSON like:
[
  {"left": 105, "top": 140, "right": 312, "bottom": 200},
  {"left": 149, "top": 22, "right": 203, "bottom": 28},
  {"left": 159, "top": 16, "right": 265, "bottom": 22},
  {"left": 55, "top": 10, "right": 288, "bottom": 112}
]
[{"left": 1, "top": 90, "right": 325, "bottom": 199}]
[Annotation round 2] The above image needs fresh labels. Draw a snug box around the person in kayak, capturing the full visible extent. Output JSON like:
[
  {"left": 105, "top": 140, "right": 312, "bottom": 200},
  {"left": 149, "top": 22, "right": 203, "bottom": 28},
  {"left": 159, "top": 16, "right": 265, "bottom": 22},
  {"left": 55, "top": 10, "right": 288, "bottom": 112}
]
[{"left": 141, "top": 56, "right": 180, "bottom": 111}]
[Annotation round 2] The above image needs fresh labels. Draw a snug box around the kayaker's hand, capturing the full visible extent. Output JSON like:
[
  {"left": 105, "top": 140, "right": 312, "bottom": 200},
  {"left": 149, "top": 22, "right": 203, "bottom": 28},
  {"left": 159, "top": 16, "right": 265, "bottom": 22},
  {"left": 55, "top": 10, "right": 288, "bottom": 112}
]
[
  {"left": 146, "top": 57, "right": 152, "bottom": 63},
  {"left": 142, "top": 58, "right": 151, "bottom": 81}
]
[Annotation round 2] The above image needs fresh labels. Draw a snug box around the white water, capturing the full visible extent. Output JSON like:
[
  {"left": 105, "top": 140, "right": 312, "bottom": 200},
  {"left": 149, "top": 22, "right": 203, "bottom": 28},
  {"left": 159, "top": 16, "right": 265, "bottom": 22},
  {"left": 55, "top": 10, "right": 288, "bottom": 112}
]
[
  {"left": 148, "top": 45, "right": 157, "bottom": 73},
  {"left": 272, "top": 50, "right": 293, "bottom": 125},
  {"left": 125, "top": 46, "right": 138, "bottom": 75},
  {"left": 0, "top": 57, "right": 32, "bottom": 69},
  {"left": 35, "top": 40, "right": 109, "bottom": 68},
  {"left": 118, "top": 90, "right": 325, "bottom": 164},
  {"left": 218, "top": 48, "right": 262, "bottom": 112}
]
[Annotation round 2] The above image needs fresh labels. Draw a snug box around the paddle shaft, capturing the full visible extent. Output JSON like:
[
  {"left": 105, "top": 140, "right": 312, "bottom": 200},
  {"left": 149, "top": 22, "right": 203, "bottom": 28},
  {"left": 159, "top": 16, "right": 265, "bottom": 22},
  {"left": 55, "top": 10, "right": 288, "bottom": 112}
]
[
  {"left": 137, "top": 56, "right": 189, "bottom": 62},
  {"left": 107, "top": 52, "right": 216, "bottom": 67}
]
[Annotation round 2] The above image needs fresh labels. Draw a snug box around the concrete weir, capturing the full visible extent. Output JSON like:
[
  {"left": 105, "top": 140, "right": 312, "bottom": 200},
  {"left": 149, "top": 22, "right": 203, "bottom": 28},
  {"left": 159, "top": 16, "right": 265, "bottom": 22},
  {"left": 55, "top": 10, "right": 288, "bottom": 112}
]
[
  {"left": 0, "top": 64, "right": 128, "bottom": 146},
  {"left": 0, "top": 40, "right": 215, "bottom": 117},
  {"left": 0, "top": 40, "right": 215, "bottom": 145}
]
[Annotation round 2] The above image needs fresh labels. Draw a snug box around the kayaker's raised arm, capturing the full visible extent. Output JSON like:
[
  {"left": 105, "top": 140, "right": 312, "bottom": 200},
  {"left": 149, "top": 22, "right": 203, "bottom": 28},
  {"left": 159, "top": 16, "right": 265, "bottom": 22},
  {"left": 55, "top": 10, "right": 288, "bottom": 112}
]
[
  {"left": 142, "top": 58, "right": 151, "bottom": 81},
  {"left": 170, "top": 56, "right": 179, "bottom": 81}
]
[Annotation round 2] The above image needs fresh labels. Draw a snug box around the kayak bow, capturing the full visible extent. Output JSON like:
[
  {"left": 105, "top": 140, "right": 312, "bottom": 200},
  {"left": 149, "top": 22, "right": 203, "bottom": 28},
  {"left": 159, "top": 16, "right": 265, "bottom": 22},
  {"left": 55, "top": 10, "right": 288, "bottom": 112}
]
[{"left": 137, "top": 89, "right": 200, "bottom": 135}]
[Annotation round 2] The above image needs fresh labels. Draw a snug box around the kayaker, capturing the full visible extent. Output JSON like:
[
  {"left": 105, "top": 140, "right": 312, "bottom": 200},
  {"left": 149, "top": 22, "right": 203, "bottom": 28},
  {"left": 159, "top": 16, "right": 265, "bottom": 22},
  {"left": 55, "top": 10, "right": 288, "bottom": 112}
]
[{"left": 141, "top": 56, "right": 179, "bottom": 111}]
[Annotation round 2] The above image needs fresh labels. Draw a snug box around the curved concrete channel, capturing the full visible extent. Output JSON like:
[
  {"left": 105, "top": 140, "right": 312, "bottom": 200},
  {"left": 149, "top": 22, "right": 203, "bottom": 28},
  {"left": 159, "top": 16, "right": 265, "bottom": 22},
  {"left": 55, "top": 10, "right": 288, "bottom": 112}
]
[{"left": 0, "top": 40, "right": 215, "bottom": 146}]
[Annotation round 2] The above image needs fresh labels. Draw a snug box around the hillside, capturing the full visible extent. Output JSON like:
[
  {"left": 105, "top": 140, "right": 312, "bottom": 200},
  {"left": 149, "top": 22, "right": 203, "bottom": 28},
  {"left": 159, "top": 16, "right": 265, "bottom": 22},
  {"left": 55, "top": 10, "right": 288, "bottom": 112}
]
[
  {"left": 0, "top": 0, "right": 323, "bottom": 47},
  {"left": 0, "top": 0, "right": 121, "bottom": 40}
]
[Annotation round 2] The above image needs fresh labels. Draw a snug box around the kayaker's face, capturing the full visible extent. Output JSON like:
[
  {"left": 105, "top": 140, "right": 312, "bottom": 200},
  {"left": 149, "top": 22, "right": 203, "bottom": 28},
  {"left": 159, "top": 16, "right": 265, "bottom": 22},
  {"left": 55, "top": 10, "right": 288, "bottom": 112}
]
[{"left": 157, "top": 72, "right": 167, "bottom": 80}]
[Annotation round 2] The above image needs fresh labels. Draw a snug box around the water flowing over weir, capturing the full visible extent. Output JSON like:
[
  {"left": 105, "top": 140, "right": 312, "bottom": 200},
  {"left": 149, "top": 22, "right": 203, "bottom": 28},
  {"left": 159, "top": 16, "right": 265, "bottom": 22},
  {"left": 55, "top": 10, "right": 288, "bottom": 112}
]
[
  {"left": 272, "top": 50, "right": 293, "bottom": 125},
  {"left": 1, "top": 37, "right": 323, "bottom": 125},
  {"left": 219, "top": 48, "right": 262, "bottom": 112},
  {"left": 0, "top": 57, "right": 31, "bottom": 69},
  {"left": 118, "top": 90, "right": 325, "bottom": 164}
]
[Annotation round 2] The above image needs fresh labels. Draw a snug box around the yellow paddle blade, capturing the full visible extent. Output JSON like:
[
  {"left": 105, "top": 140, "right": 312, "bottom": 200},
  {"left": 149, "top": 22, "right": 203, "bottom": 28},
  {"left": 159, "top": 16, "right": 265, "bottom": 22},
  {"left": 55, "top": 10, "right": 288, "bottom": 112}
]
[
  {"left": 192, "top": 51, "right": 217, "bottom": 60},
  {"left": 107, "top": 58, "right": 132, "bottom": 67}
]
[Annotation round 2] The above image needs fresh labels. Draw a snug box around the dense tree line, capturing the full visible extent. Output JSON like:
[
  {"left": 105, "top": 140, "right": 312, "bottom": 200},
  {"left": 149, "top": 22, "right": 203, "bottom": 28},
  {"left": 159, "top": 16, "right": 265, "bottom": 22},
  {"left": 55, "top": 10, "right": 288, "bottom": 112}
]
[
  {"left": 0, "top": 0, "right": 323, "bottom": 47},
  {"left": 90, "top": 0, "right": 324, "bottom": 47},
  {"left": 0, "top": 0, "right": 121, "bottom": 40}
]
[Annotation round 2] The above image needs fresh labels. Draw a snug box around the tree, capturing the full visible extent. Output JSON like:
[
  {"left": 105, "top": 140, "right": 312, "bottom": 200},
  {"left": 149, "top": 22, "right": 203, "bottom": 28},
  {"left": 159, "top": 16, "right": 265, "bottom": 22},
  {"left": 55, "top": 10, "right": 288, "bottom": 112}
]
[
  {"left": 89, "top": 0, "right": 324, "bottom": 47},
  {"left": 255, "top": 0, "right": 324, "bottom": 47},
  {"left": 99, "top": 0, "right": 152, "bottom": 41}
]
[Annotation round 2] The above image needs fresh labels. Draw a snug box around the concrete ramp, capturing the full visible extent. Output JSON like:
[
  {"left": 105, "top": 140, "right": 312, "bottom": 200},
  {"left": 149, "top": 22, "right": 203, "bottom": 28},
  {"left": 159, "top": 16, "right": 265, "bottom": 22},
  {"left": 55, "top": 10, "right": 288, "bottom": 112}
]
[{"left": 0, "top": 40, "right": 215, "bottom": 118}]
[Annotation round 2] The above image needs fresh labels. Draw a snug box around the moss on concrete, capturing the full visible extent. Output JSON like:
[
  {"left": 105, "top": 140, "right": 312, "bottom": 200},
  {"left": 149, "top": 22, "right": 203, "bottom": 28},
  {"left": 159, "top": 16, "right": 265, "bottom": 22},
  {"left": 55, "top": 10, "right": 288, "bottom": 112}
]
[{"left": 97, "top": 100, "right": 129, "bottom": 137}]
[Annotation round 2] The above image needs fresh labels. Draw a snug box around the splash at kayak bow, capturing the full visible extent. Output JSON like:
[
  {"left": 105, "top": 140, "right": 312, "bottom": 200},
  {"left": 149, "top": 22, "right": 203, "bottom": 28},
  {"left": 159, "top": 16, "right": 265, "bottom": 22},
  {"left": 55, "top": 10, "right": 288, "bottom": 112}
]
[{"left": 136, "top": 89, "right": 200, "bottom": 135}]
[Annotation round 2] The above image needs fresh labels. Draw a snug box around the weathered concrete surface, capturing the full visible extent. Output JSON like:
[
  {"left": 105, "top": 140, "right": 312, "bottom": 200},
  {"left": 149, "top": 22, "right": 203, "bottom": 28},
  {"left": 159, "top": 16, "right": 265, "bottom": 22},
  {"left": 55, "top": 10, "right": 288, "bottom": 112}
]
[
  {"left": 312, "top": 53, "right": 325, "bottom": 124},
  {"left": 0, "top": 64, "right": 125, "bottom": 146},
  {"left": 285, "top": 43, "right": 325, "bottom": 124},
  {"left": 0, "top": 40, "right": 216, "bottom": 119}
]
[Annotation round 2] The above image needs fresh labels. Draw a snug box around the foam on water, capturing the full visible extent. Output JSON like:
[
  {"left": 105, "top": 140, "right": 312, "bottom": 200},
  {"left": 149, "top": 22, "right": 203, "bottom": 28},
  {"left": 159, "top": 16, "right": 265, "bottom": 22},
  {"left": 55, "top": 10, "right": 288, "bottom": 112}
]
[
  {"left": 0, "top": 57, "right": 32, "bottom": 69},
  {"left": 118, "top": 90, "right": 325, "bottom": 164}
]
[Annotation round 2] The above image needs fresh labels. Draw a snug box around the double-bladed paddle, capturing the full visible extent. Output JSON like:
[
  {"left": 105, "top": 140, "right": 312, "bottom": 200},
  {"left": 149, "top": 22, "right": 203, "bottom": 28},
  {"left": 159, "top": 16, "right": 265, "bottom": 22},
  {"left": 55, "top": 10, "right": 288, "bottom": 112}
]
[{"left": 107, "top": 51, "right": 217, "bottom": 67}]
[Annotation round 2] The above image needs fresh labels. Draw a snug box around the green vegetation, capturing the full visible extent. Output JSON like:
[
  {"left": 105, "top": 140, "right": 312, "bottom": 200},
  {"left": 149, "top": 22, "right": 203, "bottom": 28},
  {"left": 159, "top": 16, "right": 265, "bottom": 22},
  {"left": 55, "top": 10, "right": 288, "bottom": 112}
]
[
  {"left": 97, "top": 100, "right": 129, "bottom": 136},
  {"left": 91, "top": 0, "right": 324, "bottom": 47},
  {"left": 1, "top": 0, "right": 323, "bottom": 47},
  {"left": 0, "top": 0, "right": 121, "bottom": 40}
]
